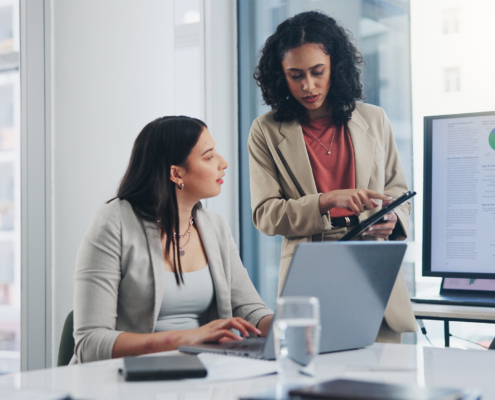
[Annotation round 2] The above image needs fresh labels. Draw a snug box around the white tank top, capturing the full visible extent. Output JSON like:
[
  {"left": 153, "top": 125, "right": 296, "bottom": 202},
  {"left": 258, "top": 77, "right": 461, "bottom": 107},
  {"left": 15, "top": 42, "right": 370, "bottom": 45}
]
[{"left": 154, "top": 265, "right": 214, "bottom": 332}]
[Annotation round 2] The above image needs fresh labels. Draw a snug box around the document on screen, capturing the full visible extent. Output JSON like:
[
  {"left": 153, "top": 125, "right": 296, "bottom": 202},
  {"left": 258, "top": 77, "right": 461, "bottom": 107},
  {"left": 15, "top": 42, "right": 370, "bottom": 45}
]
[{"left": 430, "top": 115, "right": 495, "bottom": 274}]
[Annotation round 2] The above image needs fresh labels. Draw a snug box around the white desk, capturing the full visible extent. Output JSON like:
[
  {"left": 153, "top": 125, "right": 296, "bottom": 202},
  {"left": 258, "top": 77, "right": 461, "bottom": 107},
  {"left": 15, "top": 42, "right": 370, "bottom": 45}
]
[{"left": 1, "top": 344, "right": 495, "bottom": 399}]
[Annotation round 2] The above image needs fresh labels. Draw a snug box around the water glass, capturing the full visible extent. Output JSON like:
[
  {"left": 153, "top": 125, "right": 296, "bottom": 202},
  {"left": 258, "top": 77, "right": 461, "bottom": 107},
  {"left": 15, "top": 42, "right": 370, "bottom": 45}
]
[{"left": 273, "top": 296, "right": 321, "bottom": 381}]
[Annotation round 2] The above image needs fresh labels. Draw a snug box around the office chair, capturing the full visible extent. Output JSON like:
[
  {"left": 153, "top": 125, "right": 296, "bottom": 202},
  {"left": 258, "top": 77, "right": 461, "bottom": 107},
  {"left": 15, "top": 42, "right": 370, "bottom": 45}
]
[{"left": 57, "top": 310, "right": 75, "bottom": 366}]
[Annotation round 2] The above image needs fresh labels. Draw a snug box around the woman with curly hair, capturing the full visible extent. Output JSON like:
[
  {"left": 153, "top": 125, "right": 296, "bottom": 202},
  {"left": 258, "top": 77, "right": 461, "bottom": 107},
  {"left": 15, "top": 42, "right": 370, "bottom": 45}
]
[{"left": 248, "top": 11, "right": 416, "bottom": 343}]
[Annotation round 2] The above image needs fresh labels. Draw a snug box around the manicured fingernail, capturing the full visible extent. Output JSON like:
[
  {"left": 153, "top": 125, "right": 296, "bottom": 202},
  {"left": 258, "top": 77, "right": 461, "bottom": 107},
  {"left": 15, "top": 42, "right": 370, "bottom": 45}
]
[
  {"left": 362, "top": 232, "right": 367, "bottom": 236},
  {"left": 369, "top": 226, "right": 372, "bottom": 231},
  {"left": 383, "top": 216, "right": 387, "bottom": 221},
  {"left": 255, "top": 328, "right": 262, "bottom": 334}
]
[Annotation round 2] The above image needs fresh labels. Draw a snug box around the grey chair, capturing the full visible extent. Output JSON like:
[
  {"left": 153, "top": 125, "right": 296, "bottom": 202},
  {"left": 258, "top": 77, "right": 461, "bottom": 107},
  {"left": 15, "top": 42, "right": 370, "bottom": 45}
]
[{"left": 57, "top": 311, "right": 74, "bottom": 366}]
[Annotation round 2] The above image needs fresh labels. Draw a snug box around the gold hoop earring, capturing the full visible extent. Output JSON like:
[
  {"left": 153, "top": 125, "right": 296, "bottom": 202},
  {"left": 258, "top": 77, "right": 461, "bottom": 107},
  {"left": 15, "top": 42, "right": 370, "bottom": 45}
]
[{"left": 178, "top": 183, "right": 184, "bottom": 190}]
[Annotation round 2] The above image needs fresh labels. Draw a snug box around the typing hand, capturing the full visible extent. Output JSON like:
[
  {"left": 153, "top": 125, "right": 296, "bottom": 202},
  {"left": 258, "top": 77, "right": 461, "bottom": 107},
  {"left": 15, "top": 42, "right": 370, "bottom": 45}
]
[{"left": 182, "top": 317, "right": 262, "bottom": 345}]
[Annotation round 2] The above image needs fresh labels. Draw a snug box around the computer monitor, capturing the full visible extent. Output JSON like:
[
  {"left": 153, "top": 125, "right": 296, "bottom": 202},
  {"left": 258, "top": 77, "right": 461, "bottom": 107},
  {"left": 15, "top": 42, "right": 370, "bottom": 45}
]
[{"left": 423, "top": 110, "right": 495, "bottom": 281}]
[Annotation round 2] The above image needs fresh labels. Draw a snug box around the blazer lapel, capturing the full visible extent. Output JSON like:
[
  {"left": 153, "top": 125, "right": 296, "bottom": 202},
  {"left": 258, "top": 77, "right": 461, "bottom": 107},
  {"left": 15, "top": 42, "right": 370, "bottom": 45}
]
[
  {"left": 195, "top": 209, "right": 232, "bottom": 319},
  {"left": 277, "top": 120, "right": 318, "bottom": 197},
  {"left": 348, "top": 107, "right": 376, "bottom": 190},
  {"left": 141, "top": 219, "right": 166, "bottom": 327}
]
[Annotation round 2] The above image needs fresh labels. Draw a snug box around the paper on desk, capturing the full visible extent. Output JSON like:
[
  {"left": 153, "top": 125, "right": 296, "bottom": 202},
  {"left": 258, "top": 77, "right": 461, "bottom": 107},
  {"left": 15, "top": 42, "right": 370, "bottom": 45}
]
[{"left": 192, "top": 353, "right": 278, "bottom": 382}]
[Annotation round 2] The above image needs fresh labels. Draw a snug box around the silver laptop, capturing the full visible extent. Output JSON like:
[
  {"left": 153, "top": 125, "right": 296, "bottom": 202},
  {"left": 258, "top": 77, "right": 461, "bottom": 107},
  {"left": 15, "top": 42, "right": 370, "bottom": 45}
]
[{"left": 179, "top": 242, "right": 406, "bottom": 360}]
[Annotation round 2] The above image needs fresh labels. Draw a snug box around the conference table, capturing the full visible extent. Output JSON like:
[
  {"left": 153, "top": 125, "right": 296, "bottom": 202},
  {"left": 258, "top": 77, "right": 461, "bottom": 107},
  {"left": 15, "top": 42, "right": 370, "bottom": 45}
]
[{"left": 1, "top": 343, "right": 495, "bottom": 399}]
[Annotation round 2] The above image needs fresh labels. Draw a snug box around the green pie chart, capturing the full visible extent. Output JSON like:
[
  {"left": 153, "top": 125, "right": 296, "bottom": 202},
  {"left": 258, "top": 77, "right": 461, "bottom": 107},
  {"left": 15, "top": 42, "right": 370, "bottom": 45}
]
[{"left": 491, "top": 128, "right": 495, "bottom": 150}]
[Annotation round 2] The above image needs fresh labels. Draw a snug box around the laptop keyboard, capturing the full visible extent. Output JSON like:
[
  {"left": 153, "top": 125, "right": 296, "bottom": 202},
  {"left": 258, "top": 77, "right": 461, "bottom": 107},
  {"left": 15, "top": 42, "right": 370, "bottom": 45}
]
[{"left": 215, "top": 338, "right": 265, "bottom": 351}]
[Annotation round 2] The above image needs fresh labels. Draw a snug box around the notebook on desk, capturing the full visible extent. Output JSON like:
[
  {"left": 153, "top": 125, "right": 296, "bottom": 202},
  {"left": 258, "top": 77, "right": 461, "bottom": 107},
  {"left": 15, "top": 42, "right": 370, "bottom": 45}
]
[{"left": 179, "top": 242, "right": 407, "bottom": 360}]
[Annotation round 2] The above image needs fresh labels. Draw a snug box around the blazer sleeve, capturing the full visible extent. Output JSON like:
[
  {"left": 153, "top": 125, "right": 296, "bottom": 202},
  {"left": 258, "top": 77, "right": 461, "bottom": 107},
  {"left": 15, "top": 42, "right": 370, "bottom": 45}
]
[
  {"left": 248, "top": 119, "right": 332, "bottom": 237},
  {"left": 225, "top": 220, "right": 273, "bottom": 325},
  {"left": 73, "top": 203, "right": 124, "bottom": 363},
  {"left": 381, "top": 109, "right": 411, "bottom": 240}
]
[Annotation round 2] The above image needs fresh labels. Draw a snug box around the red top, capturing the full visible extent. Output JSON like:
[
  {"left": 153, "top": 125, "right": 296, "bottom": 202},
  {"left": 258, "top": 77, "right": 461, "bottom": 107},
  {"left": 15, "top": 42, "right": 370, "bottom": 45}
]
[{"left": 302, "top": 117, "right": 356, "bottom": 218}]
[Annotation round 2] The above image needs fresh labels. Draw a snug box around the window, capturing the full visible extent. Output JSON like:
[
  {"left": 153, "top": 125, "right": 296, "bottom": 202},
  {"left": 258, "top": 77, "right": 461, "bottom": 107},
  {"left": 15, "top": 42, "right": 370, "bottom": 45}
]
[
  {"left": 444, "top": 67, "right": 461, "bottom": 93},
  {"left": 443, "top": 8, "right": 460, "bottom": 35},
  {"left": 412, "top": 0, "right": 495, "bottom": 347},
  {"left": 0, "top": 0, "right": 20, "bottom": 374}
]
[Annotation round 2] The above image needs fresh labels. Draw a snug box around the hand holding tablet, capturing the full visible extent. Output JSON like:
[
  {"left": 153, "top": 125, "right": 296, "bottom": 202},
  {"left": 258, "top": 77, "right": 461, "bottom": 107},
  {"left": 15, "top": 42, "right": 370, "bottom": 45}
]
[{"left": 338, "top": 191, "right": 416, "bottom": 241}]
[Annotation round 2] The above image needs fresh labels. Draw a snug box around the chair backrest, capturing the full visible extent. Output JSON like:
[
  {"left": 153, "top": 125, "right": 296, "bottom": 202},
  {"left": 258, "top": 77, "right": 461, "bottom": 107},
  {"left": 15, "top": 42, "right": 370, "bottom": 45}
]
[{"left": 57, "top": 311, "right": 74, "bottom": 366}]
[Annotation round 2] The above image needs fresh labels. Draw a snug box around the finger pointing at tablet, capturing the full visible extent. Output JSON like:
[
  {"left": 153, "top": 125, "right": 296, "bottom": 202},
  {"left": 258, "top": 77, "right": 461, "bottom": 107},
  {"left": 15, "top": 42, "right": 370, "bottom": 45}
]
[{"left": 318, "top": 188, "right": 391, "bottom": 215}]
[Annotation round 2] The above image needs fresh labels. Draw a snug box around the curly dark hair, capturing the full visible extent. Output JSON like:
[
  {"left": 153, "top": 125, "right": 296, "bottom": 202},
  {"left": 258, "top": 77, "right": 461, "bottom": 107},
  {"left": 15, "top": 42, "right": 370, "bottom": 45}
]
[{"left": 253, "top": 11, "right": 364, "bottom": 126}]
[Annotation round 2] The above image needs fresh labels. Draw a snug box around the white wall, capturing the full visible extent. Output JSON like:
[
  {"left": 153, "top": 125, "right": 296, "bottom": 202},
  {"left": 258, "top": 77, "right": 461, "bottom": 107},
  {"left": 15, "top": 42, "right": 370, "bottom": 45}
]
[
  {"left": 50, "top": 0, "right": 175, "bottom": 364},
  {"left": 203, "top": 0, "right": 238, "bottom": 241}
]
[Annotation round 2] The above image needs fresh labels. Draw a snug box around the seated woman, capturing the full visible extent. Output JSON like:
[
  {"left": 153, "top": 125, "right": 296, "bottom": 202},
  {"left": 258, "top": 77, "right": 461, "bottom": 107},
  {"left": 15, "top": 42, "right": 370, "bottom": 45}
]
[{"left": 71, "top": 116, "right": 273, "bottom": 364}]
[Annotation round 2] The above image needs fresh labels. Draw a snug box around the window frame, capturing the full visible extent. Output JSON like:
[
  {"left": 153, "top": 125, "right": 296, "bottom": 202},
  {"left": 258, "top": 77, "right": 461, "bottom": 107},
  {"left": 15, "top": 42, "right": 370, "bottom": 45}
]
[{"left": 20, "top": 0, "right": 52, "bottom": 370}]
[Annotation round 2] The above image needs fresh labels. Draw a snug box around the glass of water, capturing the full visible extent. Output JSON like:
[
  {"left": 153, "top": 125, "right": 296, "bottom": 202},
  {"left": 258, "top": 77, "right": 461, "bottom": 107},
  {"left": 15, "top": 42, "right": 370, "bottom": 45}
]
[{"left": 273, "top": 296, "right": 321, "bottom": 381}]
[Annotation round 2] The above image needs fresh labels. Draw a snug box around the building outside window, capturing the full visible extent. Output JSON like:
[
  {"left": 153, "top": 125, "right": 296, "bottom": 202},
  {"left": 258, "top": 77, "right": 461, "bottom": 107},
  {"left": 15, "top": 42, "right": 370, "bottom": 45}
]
[
  {"left": 444, "top": 67, "right": 461, "bottom": 93},
  {"left": 442, "top": 8, "right": 460, "bottom": 35},
  {"left": 411, "top": 0, "right": 495, "bottom": 348},
  {"left": 0, "top": 0, "right": 20, "bottom": 374}
]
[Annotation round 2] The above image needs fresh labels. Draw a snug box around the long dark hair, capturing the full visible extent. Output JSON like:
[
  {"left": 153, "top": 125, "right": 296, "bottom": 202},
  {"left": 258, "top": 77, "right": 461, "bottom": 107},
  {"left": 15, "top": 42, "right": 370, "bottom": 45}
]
[
  {"left": 254, "top": 10, "right": 364, "bottom": 126},
  {"left": 112, "top": 116, "right": 206, "bottom": 285}
]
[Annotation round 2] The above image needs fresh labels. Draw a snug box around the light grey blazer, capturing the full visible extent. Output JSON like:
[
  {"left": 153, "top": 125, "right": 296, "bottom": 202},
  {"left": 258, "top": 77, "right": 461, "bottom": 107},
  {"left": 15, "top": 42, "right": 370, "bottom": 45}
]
[{"left": 71, "top": 199, "right": 273, "bottom": 364}]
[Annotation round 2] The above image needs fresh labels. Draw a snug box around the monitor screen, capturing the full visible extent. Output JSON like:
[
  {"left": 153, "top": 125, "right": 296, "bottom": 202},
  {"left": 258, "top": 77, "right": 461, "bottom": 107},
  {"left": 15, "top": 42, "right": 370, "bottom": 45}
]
[
  {"left": 442, "top": 278, "right": 495, "bottom": 292},
  {"left": 423, "top": 111, "right": 495, "bottom": 278}
]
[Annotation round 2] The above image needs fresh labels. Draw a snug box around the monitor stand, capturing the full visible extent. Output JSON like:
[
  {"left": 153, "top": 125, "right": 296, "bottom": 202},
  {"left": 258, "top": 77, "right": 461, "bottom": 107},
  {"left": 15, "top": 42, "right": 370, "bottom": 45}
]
[{"left": 412, "top": 278, "right": 495, "bottom": 307}]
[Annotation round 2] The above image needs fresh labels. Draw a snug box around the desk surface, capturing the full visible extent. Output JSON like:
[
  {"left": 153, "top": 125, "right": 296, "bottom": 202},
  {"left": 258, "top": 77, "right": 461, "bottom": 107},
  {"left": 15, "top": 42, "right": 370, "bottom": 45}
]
[
  {"left": 412, "top": 302, "right": 495, "bottom": 321},
  {"left": 1, "top": 344, "right": 494, "bottom": 400}
]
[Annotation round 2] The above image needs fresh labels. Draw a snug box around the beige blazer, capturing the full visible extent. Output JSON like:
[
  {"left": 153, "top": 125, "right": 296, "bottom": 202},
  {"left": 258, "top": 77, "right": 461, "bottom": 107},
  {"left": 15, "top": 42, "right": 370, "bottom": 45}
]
[
  {"left": 71, "top": 199, "right": 272, "bottom": 364},
  {"left": 247, "top": 102, "right": 417, "bottom": 334}
]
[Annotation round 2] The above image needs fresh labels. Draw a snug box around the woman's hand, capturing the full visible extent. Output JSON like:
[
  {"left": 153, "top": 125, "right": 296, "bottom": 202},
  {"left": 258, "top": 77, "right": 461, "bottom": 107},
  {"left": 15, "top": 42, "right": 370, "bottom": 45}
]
[
  {"left": 362, "top": 199, "right": 398, "bottom": 239},
  {"left": 319, "top": 189, "right": 391, "bottom": 215},
  {"left": 112, "top": 317, "right": 261, "bottom": 358},
  {"left": 181, "top": 317, "right": 262, "bottom": 345}
]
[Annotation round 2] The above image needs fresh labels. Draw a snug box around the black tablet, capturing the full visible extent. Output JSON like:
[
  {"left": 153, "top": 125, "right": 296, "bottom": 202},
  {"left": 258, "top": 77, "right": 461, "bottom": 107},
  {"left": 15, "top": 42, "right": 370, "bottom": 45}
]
[{"left": 338, "top": 191, "right": 416, "bottom": 241}]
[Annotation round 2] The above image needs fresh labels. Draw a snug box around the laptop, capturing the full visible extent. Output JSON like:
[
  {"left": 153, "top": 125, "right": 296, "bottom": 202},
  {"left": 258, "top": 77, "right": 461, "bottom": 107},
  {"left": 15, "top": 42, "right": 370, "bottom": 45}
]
[{"left": 179, "top": 242, "right": 407, "bottom": 360}]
